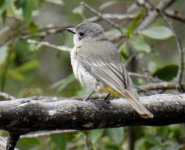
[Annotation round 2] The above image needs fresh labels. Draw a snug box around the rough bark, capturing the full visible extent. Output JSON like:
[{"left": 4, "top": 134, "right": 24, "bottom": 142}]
[{"left": 0, "top": 94, "right": 185, "bottom": 135}]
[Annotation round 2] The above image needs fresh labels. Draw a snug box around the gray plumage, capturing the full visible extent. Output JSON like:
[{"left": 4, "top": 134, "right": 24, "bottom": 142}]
[{"left": 68, "top": 22, "right": 153, "bottom": 118}]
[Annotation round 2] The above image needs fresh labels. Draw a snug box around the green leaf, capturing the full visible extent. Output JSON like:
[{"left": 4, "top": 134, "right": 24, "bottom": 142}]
[
  {"left": 16, "top": 60, "right": 39, "bottom": 72},
  {"left": 44, "top": 0, "right": 63, "bottom": 5},
  {"left": 17, "top": 138, "right": 40, "bottom": 150},
  {"left": 132, "top": 35, "right": 151, "bottom": 53},
  {"left": 125, "top": 13, "right": 143, "bottom": 38},
  {"left": 8, "top": 70, "right": 24, "bottom": 80},
  {"left": 100, "top": 1, "right": 117, "bottom": 10},
  {"left": 23, "top": 0, "right": 34, "bottom": 22},
  {"left": 106, "top": 29, "right": 121, "bottom": 38},
  {"left": 136, "top": 137, "right": 161, "bottom": 150},
  {"left": 89, "top": 129, "right": 104, "bottom": 144},
  {"left": 118, "top": 43, "right": 129, "bottom": 59},
  {"left": 50, "top": 134, "right": 66, "bottom": 149},
  {"left": 0, "top": 0, "right": 14, "bottom": 16},
  {"left": 152, "top": 64, "right": 178, "bottom": 81},
  {"left": 0, "top": 45, "right": 8, "bottom": 64},
  {"left": 106, "top": 128, "right": 124, "bottom": 144},
  {"left": 139, "top": 26, "right": 174, "bottom": 40}
]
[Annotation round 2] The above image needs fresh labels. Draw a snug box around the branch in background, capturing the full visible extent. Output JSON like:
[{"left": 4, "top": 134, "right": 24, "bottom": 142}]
[
  {"left": 129, "top": 72, "right": 161, "bottom": 82},
  {"left": 86, "top": 13, "right": 138, "bottom": 22},
  {"left": 21, "top": 25, "right": 68, "bottom": 40},
  {"left": 137, "top": 0, "right": 176, "bottom": 30},
  {"left": 0, "top": 16, "right": 68, "bottom": 45},
  {"left": 80, "top": 2, "right": 125, "bottom": 38},
  {"left": 27, "top": 39, "right": 72, "bottom": 52},
  {"left": 137, "top": 82, "right": 179, "bottom": 93},
  {"left": 164, "top": 10, "right": 185, "bottom": 23}
]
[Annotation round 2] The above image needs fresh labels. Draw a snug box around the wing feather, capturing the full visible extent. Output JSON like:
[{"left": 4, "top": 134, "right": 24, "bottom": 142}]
[{"left": 77, "top": 55, "right": 130, "bottom": 97}]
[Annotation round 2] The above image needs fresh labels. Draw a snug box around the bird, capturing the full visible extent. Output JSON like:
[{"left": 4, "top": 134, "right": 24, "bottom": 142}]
[{"left": 67, "top": 21, "right": 153, "bottom": 118}]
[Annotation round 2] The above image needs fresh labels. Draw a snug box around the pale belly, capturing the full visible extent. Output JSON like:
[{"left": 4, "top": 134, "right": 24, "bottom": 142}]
[{"left": 70, "top": 51, "right": 98, "bottom": 89}]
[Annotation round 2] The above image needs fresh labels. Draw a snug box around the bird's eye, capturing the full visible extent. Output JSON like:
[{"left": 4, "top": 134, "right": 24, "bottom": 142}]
[{"left": 79, "top": 32, "right": 84, "bottom": 36}]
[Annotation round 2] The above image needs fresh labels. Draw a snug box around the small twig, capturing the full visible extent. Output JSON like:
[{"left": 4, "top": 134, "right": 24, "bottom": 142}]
[
  {"left": 164, "top": 10, "right": 185, "bottom": 23},
  {"left": 137, "top": 82, "right": 181, "bottom": 93},
  {"left": 6, "top": 133, "right": 20, "bottom": 150},
  {"left": 86, "top": 13, "right": 138, "bottom": 22},
  {"left": 129, "top": 72, "right": 161, "bottom": 82},
  {"left": 80, "top": 2, "right": 125, "bottom": 38},
  {"left": 21, "top": 25, "right": 68, "bottom": 40},
  {"left": 27, "top": 39, "right": 72, "bottom": 52}
]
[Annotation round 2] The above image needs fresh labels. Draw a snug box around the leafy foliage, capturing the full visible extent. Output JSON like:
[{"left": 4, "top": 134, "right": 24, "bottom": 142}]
[
  {"left": 153, "top": 65, "right": 178, "bottom": 81},
  {"left": 138, "top": 26, "right": 174, "bottom": 40}
]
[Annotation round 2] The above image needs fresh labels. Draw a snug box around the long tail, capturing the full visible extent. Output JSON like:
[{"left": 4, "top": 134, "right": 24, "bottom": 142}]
[{"left": 124, "top": 90, "right": 153, "bottom": 118}]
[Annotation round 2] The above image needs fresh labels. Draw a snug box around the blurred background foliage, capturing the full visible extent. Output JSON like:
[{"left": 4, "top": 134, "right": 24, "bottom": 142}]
[{"left": 0, "top": 0, "right": 185, "bottom": 149}]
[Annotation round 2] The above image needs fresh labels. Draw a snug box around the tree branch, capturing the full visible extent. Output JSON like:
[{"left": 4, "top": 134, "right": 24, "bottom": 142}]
[
  {"left": 137, "top": 0, "right": 176, "bottom": 30},
  {"left": 164, "top": 10, "right": 185, "bottom": 23},
  {"left": 0, "top": 94, "right": 185, "bottom": 135},
  {"left": 27, "top": 39, "right": 71, "bottom": 52},
  {"left": 86, "top": 13, "right": 138, "bottom": 22},
  {"left": 1, "top": 94, "right": 185, "bottom": 149},
  {"left": 80, "top": 2, "right": 125, "bottom": 38},
  {"left": 137, "top": 82, "right": 180, "bottom": 92}
]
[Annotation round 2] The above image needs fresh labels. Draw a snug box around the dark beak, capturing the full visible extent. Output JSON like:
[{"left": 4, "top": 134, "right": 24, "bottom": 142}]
[{"left": 67, "top": 28, "right": 76, "bottom": 34}]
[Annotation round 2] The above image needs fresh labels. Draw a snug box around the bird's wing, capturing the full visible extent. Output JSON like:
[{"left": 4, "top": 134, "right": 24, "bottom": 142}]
[{"left": 76, "top": 41, "right": 134, "bottom": 98}]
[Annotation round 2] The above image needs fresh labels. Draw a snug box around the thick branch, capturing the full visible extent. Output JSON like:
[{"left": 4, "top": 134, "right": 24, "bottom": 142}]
[{"left": 0, "top": 94, "right": 185, "bottom": 135}]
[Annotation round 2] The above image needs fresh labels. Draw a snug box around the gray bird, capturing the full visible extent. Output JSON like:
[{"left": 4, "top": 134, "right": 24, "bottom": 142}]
[{"left": 67, "top": 22, "right": 153, "bottom": 118}]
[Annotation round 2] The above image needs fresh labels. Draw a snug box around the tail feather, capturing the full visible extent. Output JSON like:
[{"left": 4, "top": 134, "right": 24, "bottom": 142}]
[{"left": 124, "top": 91, "right": 153, "bottom": 118}]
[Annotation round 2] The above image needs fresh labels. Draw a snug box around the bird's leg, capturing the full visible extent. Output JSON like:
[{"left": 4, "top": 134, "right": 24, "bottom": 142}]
[
  {"left": 102, "top": 93, "right": 111, "bottom": 104},
  {"left": 84, "top": 90, "right": 95, "bottom": 101}
]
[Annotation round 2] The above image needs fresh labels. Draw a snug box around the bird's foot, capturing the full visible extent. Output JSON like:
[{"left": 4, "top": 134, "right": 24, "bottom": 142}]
[{"left": 99, "top": 93, "right": 111, "bottom": 104}]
